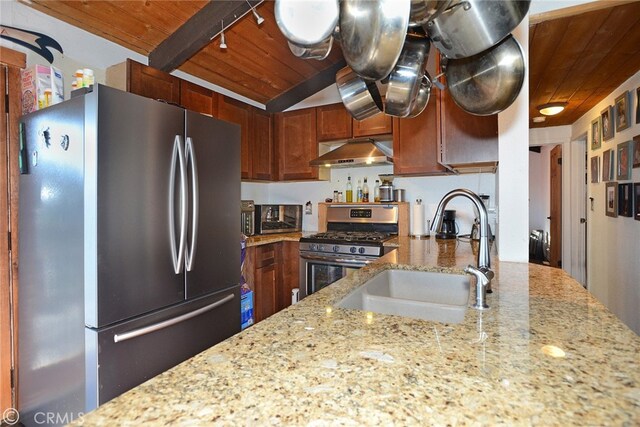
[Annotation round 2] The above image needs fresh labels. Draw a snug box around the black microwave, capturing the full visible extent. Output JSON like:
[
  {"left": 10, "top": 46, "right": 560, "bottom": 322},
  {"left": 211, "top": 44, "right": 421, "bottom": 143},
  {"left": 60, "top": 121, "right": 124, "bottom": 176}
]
[{"left": 254, "top": 204, "right": 302, "bottom": 235}]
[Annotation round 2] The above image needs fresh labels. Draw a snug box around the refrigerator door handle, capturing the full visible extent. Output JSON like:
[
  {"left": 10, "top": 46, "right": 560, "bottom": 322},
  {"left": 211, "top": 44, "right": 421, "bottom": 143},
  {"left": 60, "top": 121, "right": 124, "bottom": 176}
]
[
  {"left": 113, "top": 293, "right": 235, "bottom": 343},
  {"left": 185, "top": 136, "right": 199, "bottom": 271},
  {"left": 169, "top": 135, "right": 188, "bottom": 274}
]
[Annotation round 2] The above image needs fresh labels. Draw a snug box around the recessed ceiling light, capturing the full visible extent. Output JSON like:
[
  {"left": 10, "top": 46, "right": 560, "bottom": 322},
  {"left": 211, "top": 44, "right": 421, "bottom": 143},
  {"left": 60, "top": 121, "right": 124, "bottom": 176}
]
[
  {"left": 538, "top": 102, "right": 568, "bottom": 116},
  {"left": 532, "top": 116, "right": 546, "bottom": 123}
]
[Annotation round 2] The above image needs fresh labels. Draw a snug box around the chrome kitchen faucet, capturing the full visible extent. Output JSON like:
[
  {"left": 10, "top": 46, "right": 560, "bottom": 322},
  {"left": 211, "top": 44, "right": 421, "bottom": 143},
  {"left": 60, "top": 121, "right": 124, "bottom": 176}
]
[{"left": 431, "top": 189, "right": 494, "bottom": 309}]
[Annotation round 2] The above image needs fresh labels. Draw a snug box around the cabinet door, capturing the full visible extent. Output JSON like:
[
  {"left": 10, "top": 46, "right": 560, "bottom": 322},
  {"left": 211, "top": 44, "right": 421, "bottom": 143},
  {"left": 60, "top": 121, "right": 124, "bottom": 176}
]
[
  {"left": 277, "top": 241, "right": 300, "bottom": 311},
  {"left": 275, "top": 108, "right": 318, "bottom": 180},
  {"left": 317, "top": 104, "right": 352, "bottom": 141},
  {"left": 255, "top": 264, "right": 277, "bottom": 322},
  {"left": 353, "top": 113, "right": 393, "bottom": 137},
  {"left": 251, "top": 108, "right": 276, "bottom": 180},
  {"left": 180, "top": 80, "right": 218, "bottom": 117},
  {"left": 127, "top": 59, "right": 180, "bottom": 104},
  {"left": 439, "top": 83, "right": 498, "bottom": 166},
  {"left": 218, "top": 96, "right": 251, "bottom": 179}
]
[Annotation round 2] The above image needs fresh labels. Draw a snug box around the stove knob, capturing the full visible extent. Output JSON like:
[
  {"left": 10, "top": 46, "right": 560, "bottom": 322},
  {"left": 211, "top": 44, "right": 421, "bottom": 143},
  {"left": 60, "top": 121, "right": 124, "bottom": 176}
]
[
  {"left": 358, "top": 247, "right": 366, "bottom": 254},
  {"left": 333, "top": 245, "right": 340, "bottom": 253},
  {"left": 350, "top": 247, "right": 357, "bottom": 254},
  {"left": 310, "top": 244, "right": 317, "bottom": 251},
  {"left": 318, "top": 245, "right": 325, "bottom": 252}
]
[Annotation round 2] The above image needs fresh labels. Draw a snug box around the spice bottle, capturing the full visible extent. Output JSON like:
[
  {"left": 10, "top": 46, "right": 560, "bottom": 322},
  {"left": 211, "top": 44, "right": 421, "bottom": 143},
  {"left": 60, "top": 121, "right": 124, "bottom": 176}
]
[
  {"left": 362, "top": 177, "right": 369, "bottom": 202},
  {"left": 374, "top": 180, "right": 380, "bottom": 202},
  {"left": 356, "top": 179, "right": 363, "bottom": 202}
]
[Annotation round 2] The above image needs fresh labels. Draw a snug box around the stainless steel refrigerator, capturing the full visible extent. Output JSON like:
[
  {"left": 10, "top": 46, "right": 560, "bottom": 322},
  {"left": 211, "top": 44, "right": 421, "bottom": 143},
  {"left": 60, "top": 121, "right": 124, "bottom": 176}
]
[{"left": 18, "top": 85, "right": 241, "bottom": 426}]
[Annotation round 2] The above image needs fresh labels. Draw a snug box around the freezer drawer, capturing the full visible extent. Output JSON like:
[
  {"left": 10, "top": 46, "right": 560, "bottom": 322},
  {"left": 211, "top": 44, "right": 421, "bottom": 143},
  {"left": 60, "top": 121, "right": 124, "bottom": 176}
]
[{"left": 86, "top": 287, "right": 240, "bottom": 408}]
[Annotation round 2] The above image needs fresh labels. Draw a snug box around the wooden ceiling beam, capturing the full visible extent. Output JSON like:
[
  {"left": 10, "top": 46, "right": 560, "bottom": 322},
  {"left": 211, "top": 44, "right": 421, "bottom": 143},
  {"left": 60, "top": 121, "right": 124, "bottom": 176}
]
[
  {"left": 149, "top": 0, "right": 262, "bottom": 72},
  {"left": 264, "top": 59, "right": 347, "bottom": 113}
]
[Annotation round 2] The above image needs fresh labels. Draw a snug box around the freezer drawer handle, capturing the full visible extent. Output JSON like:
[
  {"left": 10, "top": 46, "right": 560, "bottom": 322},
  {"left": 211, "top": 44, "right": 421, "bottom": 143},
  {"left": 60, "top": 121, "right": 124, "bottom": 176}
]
[
  {"left": 169, "top": 135, "right": 188, "bottom": 274},
  {"left": 113, "top": 293, "right": 235, "bottom": 343},
  {"left": 185, "top": 136, "right": 199, "bottom": 271}
]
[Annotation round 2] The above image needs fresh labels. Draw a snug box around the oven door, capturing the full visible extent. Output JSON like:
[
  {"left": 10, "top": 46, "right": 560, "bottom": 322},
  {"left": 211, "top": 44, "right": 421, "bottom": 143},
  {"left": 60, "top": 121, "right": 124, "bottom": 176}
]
[{"left": 299, "top": 252, "right": 373, "bottom": 299}]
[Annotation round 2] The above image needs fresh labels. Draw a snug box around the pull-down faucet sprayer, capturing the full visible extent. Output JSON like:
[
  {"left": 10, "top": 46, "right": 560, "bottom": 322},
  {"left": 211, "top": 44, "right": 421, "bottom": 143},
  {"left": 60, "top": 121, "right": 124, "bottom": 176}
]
[{"left": 431, "top": 189, "right": 494, "bottom": 309}]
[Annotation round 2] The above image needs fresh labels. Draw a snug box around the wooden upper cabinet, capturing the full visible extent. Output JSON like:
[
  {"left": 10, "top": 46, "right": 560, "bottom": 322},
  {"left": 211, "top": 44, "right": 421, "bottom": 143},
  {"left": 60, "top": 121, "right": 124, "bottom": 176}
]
[
  {"left": 126, "top": 59, "right": 180, "bottom": 104},
  {"left": 317, "top": 103, "right": 352, "bottom": 141},
  {"left": 392, "top": 53, "right": 448, "bottom": 176},
  {"left": 180, "top": 80, "right": 218, "bottom": 117},
  {"left": 251, "top": 108, "right": 276, "bottom": 181},
  {"left": 439, "top": 82, "right": 498, "bottom": 168},
  {"left": 218, "top": 95, "right": 252, "bottom": 179},
  {"left": 275, "top": 108, "right": 318, "bottom": 181},
  {"left": 353, "top": 112, "right": 393, "bottom": 137}
]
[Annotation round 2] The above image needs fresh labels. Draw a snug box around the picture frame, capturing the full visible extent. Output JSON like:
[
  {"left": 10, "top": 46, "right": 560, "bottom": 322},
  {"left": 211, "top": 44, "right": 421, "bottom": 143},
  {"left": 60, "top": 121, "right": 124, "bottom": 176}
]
[
  {"left": 605, "top": 182, "right": 618, "bottom": 218},
  {"left": 601, "top": 105, "right": 615, "bottom": 141},
  {"left": 602, "top": 149, "right": 614, "bottom": 181},
  {"left": 618, "top": 183, "right": 632, "bottom": 217},
  {"left": 614, "top": 91, "right": 632, "bottom": 132},
  {"left": 616, "top": 141, "right": 632, "bottom": 180},
  {"left": 590, "top": 116, "right": 602, "bottom": 150},
  {"left": 633, "top": 134, "right": 640, "bottom": 168},
  {"left": 590, "top": 155, "right": 600, "bottom": 183},
  {"left": 634, "top": 183, "right": 640, "bottom": 221},
  {"left": 636, "top": 87, "right": 640, "bottom": 124}
]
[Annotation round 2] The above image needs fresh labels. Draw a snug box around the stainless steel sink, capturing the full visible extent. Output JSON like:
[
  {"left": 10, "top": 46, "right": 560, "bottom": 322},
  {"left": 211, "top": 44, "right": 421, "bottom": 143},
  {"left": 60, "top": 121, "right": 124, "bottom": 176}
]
[{"left": 336, "top": 269, "right": 470, "bottom": 323}]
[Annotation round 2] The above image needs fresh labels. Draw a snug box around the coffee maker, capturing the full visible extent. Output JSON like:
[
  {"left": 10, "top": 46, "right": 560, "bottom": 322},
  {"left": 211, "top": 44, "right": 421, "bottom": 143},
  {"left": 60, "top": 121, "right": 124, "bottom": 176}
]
[{"left": 435, "top": 210, "right": 458, "bottom": 239}]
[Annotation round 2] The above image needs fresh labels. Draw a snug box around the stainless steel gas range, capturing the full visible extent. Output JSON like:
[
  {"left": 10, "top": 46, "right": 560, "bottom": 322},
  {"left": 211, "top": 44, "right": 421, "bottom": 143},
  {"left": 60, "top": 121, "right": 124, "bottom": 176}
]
[{"left": 299, "top": 204, "right": 398, "bottom": 299}]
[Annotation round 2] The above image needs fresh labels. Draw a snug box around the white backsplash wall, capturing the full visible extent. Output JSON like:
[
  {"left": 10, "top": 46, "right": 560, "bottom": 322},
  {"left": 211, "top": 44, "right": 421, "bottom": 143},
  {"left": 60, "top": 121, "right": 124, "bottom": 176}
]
[{"left": 242, "top": 167, "right": 496, "bottom": 234}]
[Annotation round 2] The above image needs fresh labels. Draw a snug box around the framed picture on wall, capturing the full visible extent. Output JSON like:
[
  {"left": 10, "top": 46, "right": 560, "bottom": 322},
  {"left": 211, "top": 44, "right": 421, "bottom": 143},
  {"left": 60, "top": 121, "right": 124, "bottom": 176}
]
[
  {"left": 633, "top": 134, "right": 640, "bottom": 168},
  {"left": 616, "top": 141, "right": 632, "bottom": 180},
  {"left": 634, "top": 183, "right": 640, "bottom": 221},
  {"left": 618, "top": 183, "right": 633, "bottom": 217},
  {"left": 602, "top": 149, "right": 614, "bottom": 181},
  {"left": 601, "top": 105, "right": 615, "bottom": 141},
  {"left": 590, "top": 156, "right": 600, "bottom": 183},
  {"left": 615, "top": 91, "right": 632, "bottom": 132},
  {"left": 636, "top": 87, "right": 640, "bottom": 124},
  {"left": 606, "top": 182, "right": 618, "bottom": 218},
  {"left": 591, "top": 117, "right": 602, "bottom": 150}
]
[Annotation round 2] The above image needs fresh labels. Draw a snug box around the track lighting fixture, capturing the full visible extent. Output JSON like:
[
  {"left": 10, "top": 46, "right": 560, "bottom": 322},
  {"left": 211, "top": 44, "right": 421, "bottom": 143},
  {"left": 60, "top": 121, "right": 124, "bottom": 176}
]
[
  {"left": 219, "top": 20, "right": 227, "bottom": 50},
  {"left": 246, "top": 0, "right": 265, "bottom": 25}
]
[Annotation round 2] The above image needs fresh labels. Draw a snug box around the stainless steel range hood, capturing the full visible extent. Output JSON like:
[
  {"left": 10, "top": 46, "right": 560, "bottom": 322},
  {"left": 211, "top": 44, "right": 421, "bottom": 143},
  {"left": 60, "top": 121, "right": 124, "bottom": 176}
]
[{"left": 310, "top": 139, "right": 393, "bottom": 167}]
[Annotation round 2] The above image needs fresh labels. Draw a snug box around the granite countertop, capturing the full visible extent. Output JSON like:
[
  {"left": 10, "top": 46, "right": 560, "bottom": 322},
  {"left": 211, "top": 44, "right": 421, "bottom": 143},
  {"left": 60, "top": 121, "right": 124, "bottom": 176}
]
[
  {"left": 245, "top": 232, "right": 308, "bottom": 247},
  {"left": 72, "top": 237, "right": 640, "bottom": 426}
]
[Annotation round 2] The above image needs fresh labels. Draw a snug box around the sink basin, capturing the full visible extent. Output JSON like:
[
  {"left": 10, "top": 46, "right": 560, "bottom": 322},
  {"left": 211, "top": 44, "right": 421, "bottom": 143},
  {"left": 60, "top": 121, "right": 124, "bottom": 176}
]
[{"left": 336, "top": 269, "right": 470, "bottom": 323}]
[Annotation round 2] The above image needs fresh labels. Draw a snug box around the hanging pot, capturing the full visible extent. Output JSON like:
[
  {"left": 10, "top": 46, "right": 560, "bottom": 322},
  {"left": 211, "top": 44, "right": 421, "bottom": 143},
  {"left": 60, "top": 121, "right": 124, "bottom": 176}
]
[
  {"left": 406, "top": 73, "right": 432, "bottom": 118},
  {"left": 384, "top": 33, "right": 430, "bottom": 118},
  {"left": 275, "top": 0, "right": 339, "bottom": 47},
  {"left": 425, "top": 0, "right": 530, "bottom": 59},
  {"left": 336, "top": 66, "right": 383, "bottom": 120},
  {"left": 409, "top": 0, "right": 450, "bottom": 26},
  {"left": 444, "top": 34, "right": 525, "bottom": 116},
  {"left": 339, "top": 0, "right": 411, "bottom": 81},
  {"left": 287, "top": 36, "right": 334, "bottom": 61}
]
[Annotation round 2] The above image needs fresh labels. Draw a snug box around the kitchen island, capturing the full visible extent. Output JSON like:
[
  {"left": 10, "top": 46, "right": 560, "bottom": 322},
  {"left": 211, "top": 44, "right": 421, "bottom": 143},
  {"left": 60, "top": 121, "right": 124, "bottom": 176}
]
[{"left": 72, "top": 237, "right": 640, "bottom": 425}]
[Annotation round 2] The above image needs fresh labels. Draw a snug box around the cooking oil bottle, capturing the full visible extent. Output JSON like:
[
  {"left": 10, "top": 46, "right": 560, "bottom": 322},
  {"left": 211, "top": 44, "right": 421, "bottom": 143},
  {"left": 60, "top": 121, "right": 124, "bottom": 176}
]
[
  {"left": 362, "top": 177, "right": 369, "bottom": 202},
  {"left": 346, "top": 175, "right": 353, "bottom": 202}
]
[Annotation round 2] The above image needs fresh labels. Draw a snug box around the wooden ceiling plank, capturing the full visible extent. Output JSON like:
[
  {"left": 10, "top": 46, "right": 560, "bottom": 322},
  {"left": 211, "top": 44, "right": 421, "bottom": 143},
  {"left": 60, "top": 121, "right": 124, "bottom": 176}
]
[
  {"left": 264, "top": 59, "right": 347, "bottom": 113},
  {"left": 26, "top": 1, "right": 155, "bottom": 54},
  {"left": 149, "top": 0, "right": 262, "bottom": 72},
  {"left": 528, "top": 17, "right": 572, "bottom": 97},
  {"left": 108, "top": 1, "right": 209, "bottom": 37}
]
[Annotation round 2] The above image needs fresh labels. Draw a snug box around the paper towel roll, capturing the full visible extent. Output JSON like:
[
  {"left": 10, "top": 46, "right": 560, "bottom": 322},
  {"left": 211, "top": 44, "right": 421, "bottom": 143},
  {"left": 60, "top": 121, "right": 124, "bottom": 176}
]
[{"left": 411, "top": 203, "right": 426, "bottom": 236}]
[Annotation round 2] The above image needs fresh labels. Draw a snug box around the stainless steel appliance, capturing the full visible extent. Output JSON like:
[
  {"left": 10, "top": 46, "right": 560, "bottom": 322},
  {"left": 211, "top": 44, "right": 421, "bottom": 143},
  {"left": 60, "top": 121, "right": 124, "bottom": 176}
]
[
  {"left": 254, "top": 204, "right": 302, "bottom": 234},
  {"left": 241, "top": 200, "right": 255, "bottom": 236},
  {"left": 299, "top": 204, "right": 398, "bottom": 299},
  {"left": 18, "top": 85, "right": 241, "bottom": 426}
]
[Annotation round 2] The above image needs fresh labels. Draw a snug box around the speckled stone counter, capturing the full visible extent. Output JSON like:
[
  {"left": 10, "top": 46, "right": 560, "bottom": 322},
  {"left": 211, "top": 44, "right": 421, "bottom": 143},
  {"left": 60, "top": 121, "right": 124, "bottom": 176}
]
[
  {"left": 245, "top": 232, "right": 308, "bottom": 247},
  {"left": 71, "top": 237, "right": 640, "bottom": 426}
]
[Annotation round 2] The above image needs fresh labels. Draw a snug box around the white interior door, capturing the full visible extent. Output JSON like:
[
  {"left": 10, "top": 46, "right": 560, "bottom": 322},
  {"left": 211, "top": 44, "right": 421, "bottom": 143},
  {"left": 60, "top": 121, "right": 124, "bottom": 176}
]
[{"left": 563, "top": 135, "right": 587, "bottom": 286}]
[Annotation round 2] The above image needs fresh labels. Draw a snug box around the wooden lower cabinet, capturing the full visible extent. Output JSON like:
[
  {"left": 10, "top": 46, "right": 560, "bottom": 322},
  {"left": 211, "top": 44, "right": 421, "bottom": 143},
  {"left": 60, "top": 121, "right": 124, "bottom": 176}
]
[{"left": 247, "top": 241, "right": 300, "bottom": 323}]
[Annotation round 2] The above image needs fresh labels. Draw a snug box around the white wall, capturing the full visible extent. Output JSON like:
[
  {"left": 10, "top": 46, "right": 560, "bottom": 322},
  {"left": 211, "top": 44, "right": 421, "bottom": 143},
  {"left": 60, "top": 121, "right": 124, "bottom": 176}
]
[
  {"left": 571, "top": 70, "right": 640, "bottom": 334},
  {"left": 242, "top": 167, "right": 497, "bottom": 234}
]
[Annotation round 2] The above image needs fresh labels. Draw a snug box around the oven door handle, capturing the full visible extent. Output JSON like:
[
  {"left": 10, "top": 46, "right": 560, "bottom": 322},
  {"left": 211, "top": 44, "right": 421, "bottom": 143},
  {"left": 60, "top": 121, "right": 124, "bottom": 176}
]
[{"left": 300, "top": 253, "right": 373, "bottom": 265}]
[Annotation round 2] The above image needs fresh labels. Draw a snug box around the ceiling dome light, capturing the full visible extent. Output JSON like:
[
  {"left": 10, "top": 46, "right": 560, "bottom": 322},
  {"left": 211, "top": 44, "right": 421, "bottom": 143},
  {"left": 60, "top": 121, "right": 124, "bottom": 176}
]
[{"left": 538, "top": 102, "right": 567, "bottom": 116}]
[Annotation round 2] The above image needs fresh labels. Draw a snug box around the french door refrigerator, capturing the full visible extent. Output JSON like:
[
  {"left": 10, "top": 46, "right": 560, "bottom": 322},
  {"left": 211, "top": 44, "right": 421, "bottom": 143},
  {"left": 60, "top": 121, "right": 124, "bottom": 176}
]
[{"left": 18, "top": 85, "right": 240, "bottom": 426}]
